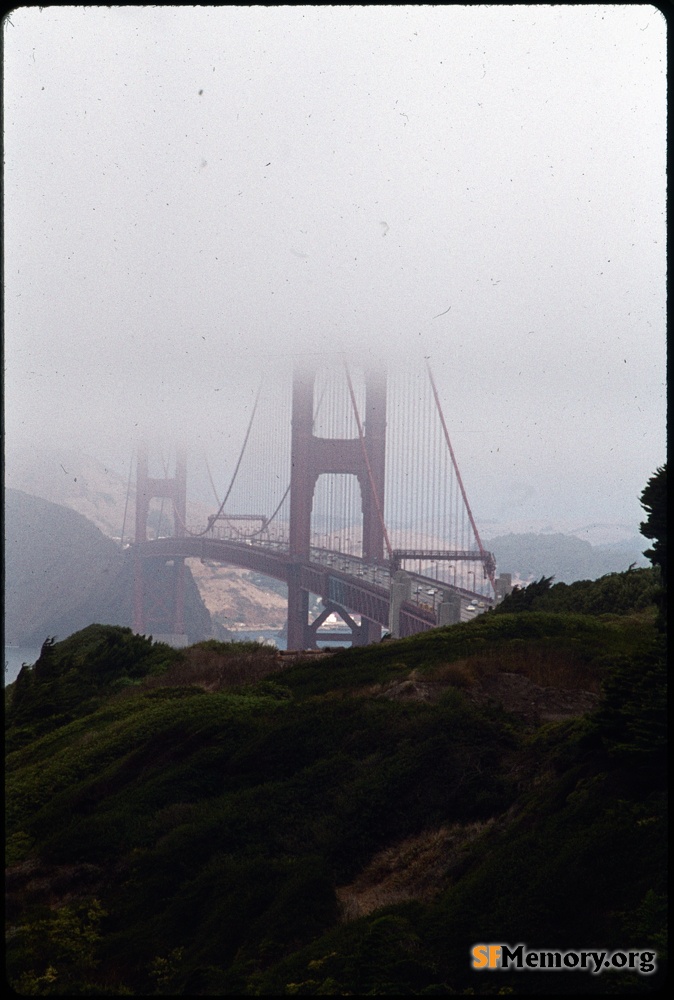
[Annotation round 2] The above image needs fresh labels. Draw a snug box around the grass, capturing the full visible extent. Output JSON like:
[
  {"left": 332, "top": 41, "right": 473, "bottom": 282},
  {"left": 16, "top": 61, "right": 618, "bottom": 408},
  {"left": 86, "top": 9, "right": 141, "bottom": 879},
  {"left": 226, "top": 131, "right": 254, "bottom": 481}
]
[
  {"left": 336, "top": 819, "right": 494, "bottom": 920},
  {"left": 137, "top": 641, "right": 284, "bottom": 693},
  {"left": 276, "top": 611, "right": 655, "bottom": 703},
  {"left": 426, "top": 641, "right": 603, "bottom": 693}
]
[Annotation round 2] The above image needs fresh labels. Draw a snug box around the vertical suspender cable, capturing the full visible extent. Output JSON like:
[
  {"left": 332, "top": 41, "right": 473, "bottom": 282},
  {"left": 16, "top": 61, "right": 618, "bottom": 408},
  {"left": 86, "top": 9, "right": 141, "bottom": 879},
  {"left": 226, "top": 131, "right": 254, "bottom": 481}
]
[
  {"left": 418, "top": 375, "right": 425, "bottom": 551},
  {"left": 423, "top": 381, "right": 428, "bottom": 561},
  {"left": 406, "top": 370, "right": 413, "bottom": 553},
  {"left": 426, "top": 362, "right": 495, "bottom": 592},
  {"left": 414, "top": 372, "right": 421, "bottom": 549},
  {"left": 120, "top": 451, "right": 134, "bottom": 550},
  {"left": 430, "top": 384, "right": 437, "bottom": 565}
]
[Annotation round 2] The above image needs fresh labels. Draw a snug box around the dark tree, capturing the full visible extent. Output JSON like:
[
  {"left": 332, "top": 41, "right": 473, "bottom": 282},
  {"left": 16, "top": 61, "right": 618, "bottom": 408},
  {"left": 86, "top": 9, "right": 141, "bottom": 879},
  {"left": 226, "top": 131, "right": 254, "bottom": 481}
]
[
  {"left": 491, "top": 575, "right": 554, "bottom": 614},
  {"left": 640, "top": 464, "right": 667, "bottom": 625},
  {"left": 640, "top": 464, "right": 667, "bottom": 581}
]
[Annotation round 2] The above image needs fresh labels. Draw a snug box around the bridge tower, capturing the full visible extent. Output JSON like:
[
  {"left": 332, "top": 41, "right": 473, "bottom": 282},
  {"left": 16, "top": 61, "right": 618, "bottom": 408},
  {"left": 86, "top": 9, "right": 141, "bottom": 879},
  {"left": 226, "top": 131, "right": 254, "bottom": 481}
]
[
  {"left": 133, "top": 444, "right": 188, "bottom": 644},
  {"left": 287, "top": 367, "right": 386, "bottom": 649}
]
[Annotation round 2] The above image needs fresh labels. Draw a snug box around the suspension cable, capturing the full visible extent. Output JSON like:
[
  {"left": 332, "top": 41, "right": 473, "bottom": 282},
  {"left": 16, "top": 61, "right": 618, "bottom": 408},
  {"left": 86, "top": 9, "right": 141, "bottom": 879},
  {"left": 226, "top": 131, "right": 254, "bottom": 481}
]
[
  {"left": 120, "top": 451, "right": 134, "bottom": 549},
  {"left": 192, "top": 387, "right": 291, "bottom": 541},
  {"left": 426, "top": 361, "right": 495, "bottom": 591},
  {"left": 173, "top": 382, "right": 263, "bottom": 538},
  {"left": 203, "top": 453, "right": 221, "bottom": 506},
  {"left": 220, "top": 481, "right": 291, "bottom": 539}
]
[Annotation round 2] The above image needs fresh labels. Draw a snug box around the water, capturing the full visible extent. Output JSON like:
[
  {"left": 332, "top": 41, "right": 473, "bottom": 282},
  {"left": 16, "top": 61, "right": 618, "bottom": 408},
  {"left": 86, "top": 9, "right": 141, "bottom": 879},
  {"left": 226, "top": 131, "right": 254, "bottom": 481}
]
[
  {"left": 4, "top": 646, "right": 42, "bottom": 686},
  {"left": 229, "top": 629, "right": 350, "bottom": 650},
  {"left": 230, "top": 629, "right": 286, "bottom": 649}
]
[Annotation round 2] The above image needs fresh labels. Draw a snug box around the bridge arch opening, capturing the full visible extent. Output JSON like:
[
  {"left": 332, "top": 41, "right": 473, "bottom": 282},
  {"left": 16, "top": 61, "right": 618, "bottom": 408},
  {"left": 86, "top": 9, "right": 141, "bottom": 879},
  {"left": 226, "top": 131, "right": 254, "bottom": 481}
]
[{"left": 311, "top": 472, "right": 365, "bottom": 558}]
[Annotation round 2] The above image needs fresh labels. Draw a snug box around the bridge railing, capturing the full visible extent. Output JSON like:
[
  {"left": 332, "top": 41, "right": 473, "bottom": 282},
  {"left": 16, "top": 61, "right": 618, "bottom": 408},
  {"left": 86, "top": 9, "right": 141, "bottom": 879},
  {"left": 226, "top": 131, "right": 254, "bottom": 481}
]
[
  {"left": 189, "top": 526, "right": 492, "bottom": 618},
  {"left": 192, "top": 524, "right": 289, "bottom": 548}
]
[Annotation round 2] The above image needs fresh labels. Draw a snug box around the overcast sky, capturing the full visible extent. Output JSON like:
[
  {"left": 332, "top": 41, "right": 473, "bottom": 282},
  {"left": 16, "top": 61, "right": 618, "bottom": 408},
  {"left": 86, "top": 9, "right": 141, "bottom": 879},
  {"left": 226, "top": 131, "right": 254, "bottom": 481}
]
[{"left": 4, "top": 5, "right": 666, "bottom": 531}]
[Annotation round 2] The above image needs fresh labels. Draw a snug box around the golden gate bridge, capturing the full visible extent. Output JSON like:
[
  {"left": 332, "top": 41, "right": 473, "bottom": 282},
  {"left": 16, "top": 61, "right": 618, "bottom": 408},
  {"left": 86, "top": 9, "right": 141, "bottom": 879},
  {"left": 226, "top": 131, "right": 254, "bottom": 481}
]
[{"left": 130, "top": 363, "right": 511, "bottom": 649}]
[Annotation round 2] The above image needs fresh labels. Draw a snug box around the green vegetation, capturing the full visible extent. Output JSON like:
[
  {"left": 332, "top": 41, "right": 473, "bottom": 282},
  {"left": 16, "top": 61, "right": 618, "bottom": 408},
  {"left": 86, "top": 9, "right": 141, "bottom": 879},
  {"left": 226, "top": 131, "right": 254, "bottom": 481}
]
[
  {"left": 493, "top": 565, "right": 659, "bottom": 616},
  {"left": 5, "top": 471, "right": 667, "bottom": 995},
  {"left": 7, "top": 627, "right": 181, "bottom": 753},
  {"left": 640, "top": 464, "right": 667, "bottom": 582},
  {"left": 640, "top": 463, "right": 667, "bottom": 626}
]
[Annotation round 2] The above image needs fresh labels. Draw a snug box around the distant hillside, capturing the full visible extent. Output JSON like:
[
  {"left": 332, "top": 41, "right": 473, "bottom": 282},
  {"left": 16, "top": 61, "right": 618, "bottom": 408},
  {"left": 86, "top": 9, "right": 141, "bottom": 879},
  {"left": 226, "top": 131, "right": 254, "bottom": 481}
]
[
  {"left": 5, "top": 446, "right": 131, "bottom": 539},
  {"left": 5, "top": 446, "right": 290, "bottom": 628},
  {"left": 485, "top": 531, "right": 648, "bottom": 584},
  {"left": 5, "top": 489, "right": 212, "bottom": 646}
]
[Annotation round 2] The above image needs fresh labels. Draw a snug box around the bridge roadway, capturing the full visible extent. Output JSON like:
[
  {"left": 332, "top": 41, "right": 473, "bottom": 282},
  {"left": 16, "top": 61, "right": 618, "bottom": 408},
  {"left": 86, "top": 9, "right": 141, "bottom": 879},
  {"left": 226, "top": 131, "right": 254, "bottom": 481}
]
[{"left": 138, "top": 533, "right": 492, "bottom": 638}]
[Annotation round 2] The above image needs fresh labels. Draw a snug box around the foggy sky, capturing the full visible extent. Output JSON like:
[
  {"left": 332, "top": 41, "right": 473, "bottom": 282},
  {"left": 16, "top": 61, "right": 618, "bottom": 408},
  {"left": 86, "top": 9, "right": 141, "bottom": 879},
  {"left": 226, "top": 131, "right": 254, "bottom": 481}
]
[{"left": 4, "top": 6, "right": 666, "bottom": 530}]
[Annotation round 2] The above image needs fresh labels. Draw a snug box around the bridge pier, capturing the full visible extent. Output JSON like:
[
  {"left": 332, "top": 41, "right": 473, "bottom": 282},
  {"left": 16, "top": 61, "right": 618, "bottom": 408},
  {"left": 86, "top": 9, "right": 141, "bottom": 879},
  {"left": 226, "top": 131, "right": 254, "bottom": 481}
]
[
  {"left": 286, "top": 566, "right": 310, "bottom": 651},
  {"left": 133, "top": 445, "right": 188, "bottom": 640},
  {"left": 438, "top": 590, "right": 461, "bottom": 625},
  {"left": 360, "top": 617, "right": 383, "bottom": 644},
  {"left": 389, "top": 569, "right": 412, "bottom": 638},
  {"left": 437, "top": 590, "right": 462, "bottom": 626},
  {"left": 133, "top": 555, "right": 187, "bottom": 639},
  {"left": 494, "top": 573, "right": 513, "bottom": 603}
]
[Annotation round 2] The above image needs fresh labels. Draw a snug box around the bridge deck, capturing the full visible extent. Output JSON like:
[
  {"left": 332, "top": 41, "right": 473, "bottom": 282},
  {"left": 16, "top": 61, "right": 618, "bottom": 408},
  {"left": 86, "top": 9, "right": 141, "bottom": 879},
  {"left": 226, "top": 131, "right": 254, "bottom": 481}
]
[{"left": 137, "top": 535, "right": 492, "bottom": 635}]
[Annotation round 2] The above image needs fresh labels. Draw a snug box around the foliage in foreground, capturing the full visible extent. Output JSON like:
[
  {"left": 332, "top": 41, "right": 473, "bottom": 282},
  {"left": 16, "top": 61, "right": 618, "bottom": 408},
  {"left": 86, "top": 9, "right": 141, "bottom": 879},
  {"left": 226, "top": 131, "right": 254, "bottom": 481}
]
[
  {"left": 493, "top": 565, "right": 659, "bottom": 616},
  {"left": 5, "top": 507, "right": 667, "bottom": 994}
]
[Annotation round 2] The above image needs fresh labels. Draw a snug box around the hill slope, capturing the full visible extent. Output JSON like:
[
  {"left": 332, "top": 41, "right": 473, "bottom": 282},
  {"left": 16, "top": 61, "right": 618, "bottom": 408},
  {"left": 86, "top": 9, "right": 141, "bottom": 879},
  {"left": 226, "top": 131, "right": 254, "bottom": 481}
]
[
  {"left": 5, "top": 446, "right": 131, "bottom": 539},
  {"left": 5, "top": 446, "right": 291, "bottom": 629},
  {"left": 5, "top": 488, "right": 212, "bottom": 646},
  {"left": 484, "top": 530, "right": 649, "bottom": 584},
  {"left": 5, "top": 489, "right": 125, "bottom": 645},
  {"left": 5, "top": 576, "right": 666, "bottom": 994}
]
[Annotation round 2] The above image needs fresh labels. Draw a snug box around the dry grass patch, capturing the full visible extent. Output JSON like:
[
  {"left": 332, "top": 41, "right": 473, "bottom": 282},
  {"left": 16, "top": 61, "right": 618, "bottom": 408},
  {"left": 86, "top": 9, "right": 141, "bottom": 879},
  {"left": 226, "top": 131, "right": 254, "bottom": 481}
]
[
  {"left": 428, "top": 644, "right": 601, "bottom": 695},
  {"left": 423, "top": 661, "right": 477, "bottom": 689},
  {"left": 336, "top": 820, "right": 493, "bottom": 920},
  {"left": 140, "top": 645, "right": 285, "bottom": 693}
]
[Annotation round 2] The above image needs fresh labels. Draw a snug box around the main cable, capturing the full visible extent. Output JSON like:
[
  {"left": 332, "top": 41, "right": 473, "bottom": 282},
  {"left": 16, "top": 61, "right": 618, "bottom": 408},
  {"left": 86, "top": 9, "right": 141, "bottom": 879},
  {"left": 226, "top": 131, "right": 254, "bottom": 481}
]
[
  {"left": 426, "top": 362, "right": 495, "bottom": 592},
  {"left": 173, "top": 382, "right": 263, "bottom": 538}
]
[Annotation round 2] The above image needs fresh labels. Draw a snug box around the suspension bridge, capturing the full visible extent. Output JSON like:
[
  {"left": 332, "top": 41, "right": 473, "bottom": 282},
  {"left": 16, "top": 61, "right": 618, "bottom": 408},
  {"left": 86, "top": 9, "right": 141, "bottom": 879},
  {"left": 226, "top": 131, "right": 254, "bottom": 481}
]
[{"left": 130, "top": 363, "right": 511, "bottom": 649}]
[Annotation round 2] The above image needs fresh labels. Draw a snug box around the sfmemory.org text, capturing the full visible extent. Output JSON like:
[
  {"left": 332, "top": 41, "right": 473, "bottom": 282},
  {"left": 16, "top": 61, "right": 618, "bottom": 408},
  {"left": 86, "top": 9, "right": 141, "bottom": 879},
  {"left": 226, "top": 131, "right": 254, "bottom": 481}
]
[{"left": 471, "top": 943, "right": 657, "bottom": 975}]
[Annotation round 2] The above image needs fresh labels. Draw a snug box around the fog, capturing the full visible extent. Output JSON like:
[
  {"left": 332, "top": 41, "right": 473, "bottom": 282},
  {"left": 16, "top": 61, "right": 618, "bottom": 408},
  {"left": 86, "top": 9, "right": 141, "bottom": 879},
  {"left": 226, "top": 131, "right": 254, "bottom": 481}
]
[{"left": 4, "top": 6, "right": 666, "bottom": 531}]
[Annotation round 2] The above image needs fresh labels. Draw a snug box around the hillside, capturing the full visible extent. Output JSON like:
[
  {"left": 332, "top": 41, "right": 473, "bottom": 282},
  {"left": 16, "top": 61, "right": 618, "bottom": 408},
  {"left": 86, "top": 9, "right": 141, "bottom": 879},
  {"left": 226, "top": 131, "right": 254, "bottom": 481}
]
[
  {"left": 5, "top": 446, "right": 132, "bottom": 540},
  {"left": 5, "top": 446, "right": 290, "bottom": 629},
  {"left": 483, "top": 530, "right": 649, "bottom": 585},
  {"left": 5, "top": 489, "right": 125, "bottom": 645},
  {"left": 189, "top": 562, "right": 288, "bottom": 632},
  {"left": 5, "top": 561, "right": 666, "bottom": 995},
  {"left": 5, "top": 489, "right": 212, "bottom": 646}
]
